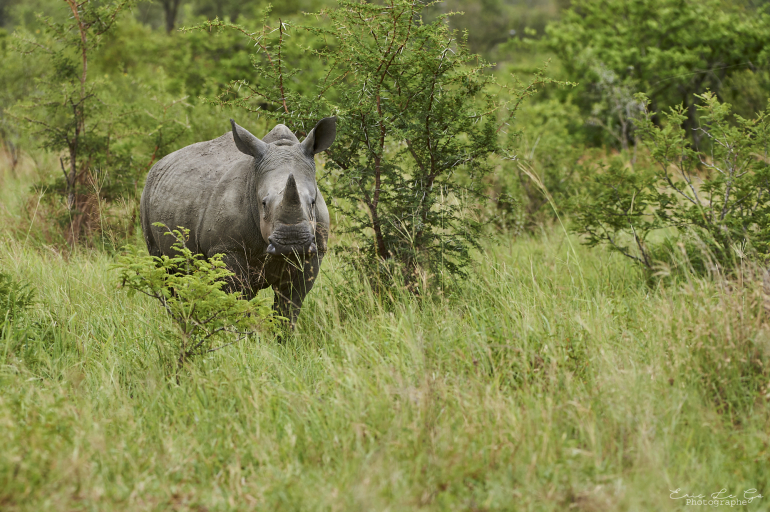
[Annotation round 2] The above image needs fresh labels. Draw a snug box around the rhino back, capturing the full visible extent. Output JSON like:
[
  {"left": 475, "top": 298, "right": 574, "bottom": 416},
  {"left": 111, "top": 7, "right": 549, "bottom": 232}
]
[{"left": 141, "top": 132, "right": 257, "bottom": 257}]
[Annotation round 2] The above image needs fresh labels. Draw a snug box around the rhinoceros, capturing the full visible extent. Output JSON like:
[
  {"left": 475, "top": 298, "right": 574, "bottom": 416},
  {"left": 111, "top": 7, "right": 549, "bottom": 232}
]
[{"left": 140, "top": 117, "right": 336, "bottom": 327}]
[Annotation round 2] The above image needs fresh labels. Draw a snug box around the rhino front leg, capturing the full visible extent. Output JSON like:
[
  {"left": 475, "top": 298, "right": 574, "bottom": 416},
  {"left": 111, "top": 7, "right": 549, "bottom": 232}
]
[
  {"left": 272, "top": 285, "right": 305, "bottom": 330},
  {"left": 272, "top": 253, "right": 323, "bottom": 330},
  {"left": 219, "top": 252, "right": 257, "bottom": 299}
]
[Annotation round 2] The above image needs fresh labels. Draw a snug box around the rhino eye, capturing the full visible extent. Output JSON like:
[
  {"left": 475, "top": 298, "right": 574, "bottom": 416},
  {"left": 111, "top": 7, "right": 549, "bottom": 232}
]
[{"left": 262, "top": 200, "right": 266, "bottom": 207}]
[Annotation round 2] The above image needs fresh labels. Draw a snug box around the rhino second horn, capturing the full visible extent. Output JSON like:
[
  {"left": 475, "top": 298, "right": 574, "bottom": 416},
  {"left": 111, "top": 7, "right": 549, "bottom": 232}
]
[{"left": 283, "top": 173, "right": 301, "bottom": 207}]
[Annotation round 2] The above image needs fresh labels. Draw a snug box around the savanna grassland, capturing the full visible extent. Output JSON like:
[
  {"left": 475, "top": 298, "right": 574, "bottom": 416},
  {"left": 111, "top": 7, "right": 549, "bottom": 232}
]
[
  {"left": 3, "top": 0, "right": 770, "bottom": 510},
  {"left": 1, "top": 148, "right": 769, "bottom": 511}
]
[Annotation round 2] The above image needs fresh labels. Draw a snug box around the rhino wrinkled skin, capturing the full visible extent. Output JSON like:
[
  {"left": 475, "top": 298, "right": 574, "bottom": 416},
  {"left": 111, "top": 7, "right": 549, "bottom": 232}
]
[{"left": 140, "top": 117, "right": 336, "bottom": 327}]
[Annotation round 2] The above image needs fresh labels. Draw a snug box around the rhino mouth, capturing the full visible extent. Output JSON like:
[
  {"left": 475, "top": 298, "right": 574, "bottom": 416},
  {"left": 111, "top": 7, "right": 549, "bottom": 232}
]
[
  {"left": 267, "top": 226, "right": 317, "bottom": 256},
  {"left": 266, "top": 240, "right": 317, "bottom": 256}
]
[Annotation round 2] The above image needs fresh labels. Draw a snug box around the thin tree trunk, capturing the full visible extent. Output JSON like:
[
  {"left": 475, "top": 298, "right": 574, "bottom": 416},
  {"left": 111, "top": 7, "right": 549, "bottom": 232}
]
[
  {"left": 371, "top": 208, "right": 388, "bottom": 260},
  {"left": 162, "top": 0, "right": 182, "bottom": 34},
  {"left": 65, "top": 0, "right": 89, "bottom": 245}
]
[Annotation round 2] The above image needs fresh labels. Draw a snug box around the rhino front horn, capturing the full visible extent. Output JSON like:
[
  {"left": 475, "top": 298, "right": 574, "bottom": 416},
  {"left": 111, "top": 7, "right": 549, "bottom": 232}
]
[{"left": 283, "top": 173, "right": 301, "bottom": 207}]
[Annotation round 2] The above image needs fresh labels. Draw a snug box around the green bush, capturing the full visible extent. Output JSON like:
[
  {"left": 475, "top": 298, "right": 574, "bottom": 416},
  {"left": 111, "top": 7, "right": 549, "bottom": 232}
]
[
  {"left": 572, "top": 92, "right": 770, "bottom": 273},
  {"left": 115, "top": 225, "right": 278, "bottom": 373},
  {"left": 545, "top": 0, "right": 770, "bottom": 148}
]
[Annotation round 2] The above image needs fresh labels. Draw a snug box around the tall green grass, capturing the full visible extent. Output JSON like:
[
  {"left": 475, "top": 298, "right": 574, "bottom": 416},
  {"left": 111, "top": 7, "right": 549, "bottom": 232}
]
[{"left": 0, "top": 150, "right": 768, "bottom": 511}]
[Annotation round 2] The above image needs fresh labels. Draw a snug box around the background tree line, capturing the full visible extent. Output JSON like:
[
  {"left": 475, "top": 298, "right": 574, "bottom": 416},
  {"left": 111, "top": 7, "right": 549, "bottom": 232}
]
[{"left": 0, "top": 0, "right": 769, "bottom": 282}]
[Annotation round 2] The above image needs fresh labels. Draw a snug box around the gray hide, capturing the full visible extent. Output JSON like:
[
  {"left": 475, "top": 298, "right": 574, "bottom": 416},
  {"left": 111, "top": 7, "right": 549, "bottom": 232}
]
[{"left": 140, "top": 118, "right": 336, "bottom": 328}]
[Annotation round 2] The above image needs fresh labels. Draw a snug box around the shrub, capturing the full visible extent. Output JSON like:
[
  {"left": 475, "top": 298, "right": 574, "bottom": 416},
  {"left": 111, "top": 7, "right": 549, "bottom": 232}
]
[
  {"left": 115, "top": 225, "right": 277, "bottom": 374},
  {"left": 546, "top": 0, "right": 770, "bottom": 147},
  {"left": 572, "top": 93, "right": 770, "bottom": 273}
]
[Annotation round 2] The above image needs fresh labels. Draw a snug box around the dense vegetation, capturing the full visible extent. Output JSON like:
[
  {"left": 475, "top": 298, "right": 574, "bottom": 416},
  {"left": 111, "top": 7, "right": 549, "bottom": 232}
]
[{"left": 1, "top": 0, "right": 769, "bottom": 509}]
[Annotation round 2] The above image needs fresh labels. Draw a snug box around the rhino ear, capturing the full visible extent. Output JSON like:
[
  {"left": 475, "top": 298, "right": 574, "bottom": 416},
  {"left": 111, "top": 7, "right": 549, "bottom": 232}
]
[
  {"left": 230, "top": 119, "right": 268, "bottom": 158},
  {"left": 301, "top": 117, "right": 337, "bottom": 156}
]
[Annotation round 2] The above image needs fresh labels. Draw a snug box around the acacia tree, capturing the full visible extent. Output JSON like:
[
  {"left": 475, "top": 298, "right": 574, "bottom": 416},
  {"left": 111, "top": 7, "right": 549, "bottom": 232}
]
[
  {"left": 193, "top": 0, "right": 556, "bottom": 289},
  {"left": 12, "top": 0, "right": 133, "bottom": 243},
  {"left": 306, "top": 0, "right": 502, "bottom": 282},
  {"left": 11, "top": 0, "right": 188, "bottom": 246}
]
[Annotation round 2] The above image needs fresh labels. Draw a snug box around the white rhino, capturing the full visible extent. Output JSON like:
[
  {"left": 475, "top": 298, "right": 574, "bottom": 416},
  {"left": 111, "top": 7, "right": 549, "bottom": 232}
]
[{"left": 140, "top": 118, "right": 336, "bottom": 327}]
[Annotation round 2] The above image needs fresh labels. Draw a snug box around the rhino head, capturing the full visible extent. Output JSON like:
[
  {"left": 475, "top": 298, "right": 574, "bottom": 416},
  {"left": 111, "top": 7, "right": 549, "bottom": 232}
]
[{"left": 229, "top": 117, "right": 336, "bottom": 256}]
